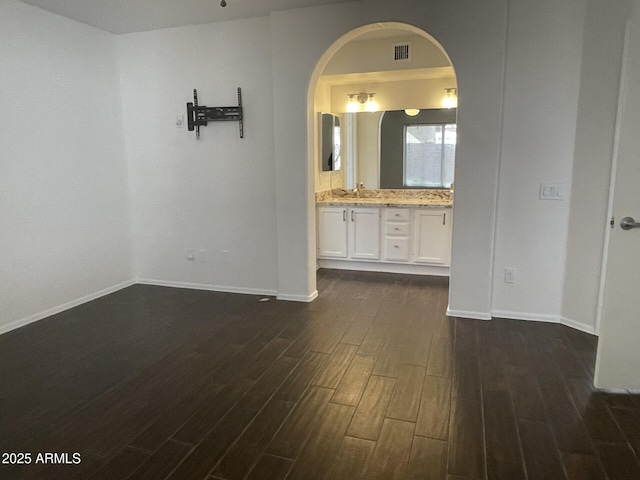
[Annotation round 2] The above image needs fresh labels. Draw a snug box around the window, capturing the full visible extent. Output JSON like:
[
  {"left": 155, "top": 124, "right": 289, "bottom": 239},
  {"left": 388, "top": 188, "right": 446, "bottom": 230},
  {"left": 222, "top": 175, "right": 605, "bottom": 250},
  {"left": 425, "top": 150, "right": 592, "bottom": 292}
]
[{"left": 403, "top": 124, "right": 456, "bottom": 188}]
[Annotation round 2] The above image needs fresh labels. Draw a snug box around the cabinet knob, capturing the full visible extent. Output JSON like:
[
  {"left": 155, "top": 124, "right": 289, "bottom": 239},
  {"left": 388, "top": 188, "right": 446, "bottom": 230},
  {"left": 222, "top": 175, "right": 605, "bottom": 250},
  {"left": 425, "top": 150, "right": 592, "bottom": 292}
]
[
  {"left": 394, "top": 227, "right": 400, "bottom": 231},
  {"left": 394, "top": 245, "right": 400, "bottom": 248}
]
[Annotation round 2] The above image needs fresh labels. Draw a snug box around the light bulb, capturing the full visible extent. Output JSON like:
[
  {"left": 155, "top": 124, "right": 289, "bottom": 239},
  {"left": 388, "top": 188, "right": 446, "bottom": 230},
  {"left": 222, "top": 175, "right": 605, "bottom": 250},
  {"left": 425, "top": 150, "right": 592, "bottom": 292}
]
[
  {"left": 443, "top": 88, "right": 457, "bottom": 109},
  {"left": 365, "top": 94, "right": 378, "bottom": 113},
  {"left": 346, "top": 95, "right": 358, "bottom": 113},
  {"left": 404, "top": 109, "right": 420, "bottom": 117}
]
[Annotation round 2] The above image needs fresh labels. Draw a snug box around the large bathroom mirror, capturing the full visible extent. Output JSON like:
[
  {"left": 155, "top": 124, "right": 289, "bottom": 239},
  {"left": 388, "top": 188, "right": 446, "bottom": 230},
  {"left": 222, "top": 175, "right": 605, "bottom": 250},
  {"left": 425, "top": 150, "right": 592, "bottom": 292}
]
[
  {"left": 320, "top": 113, "right": 342, "bottom": 172},
  {"left": 346, "top": 108, "right": 457, "bottom": 189}
]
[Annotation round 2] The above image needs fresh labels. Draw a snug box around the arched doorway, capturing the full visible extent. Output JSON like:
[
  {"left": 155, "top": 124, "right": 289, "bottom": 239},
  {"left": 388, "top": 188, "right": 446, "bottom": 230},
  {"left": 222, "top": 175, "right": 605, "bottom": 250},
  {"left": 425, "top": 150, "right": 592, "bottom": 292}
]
[{"left": 307, "top": 22, "right": 458, "bottom": 285}]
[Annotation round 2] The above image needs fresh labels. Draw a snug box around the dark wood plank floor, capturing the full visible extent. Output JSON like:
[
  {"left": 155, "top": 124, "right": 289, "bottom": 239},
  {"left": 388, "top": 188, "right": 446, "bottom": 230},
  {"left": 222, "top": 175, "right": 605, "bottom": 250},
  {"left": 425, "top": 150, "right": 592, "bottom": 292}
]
[{"left": 1, "top": 269, "right": 639, "bottom": 480}]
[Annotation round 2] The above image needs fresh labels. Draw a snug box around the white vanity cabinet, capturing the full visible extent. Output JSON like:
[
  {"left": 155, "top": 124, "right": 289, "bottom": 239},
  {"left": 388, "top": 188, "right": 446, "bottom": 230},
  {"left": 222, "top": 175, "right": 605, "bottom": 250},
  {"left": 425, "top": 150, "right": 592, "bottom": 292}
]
[
  {"left": 317, "top": 207, "right": 348, "bottom": 258},
  {"left": 348, "top": 207, "right": 381, "bottom": 260},
  {"left": 317, "top": 206, "right": 380, "bottom": 259},
  {"left": 413, "top": 209, "right": 451, "bottom": 265},
  {"left": 317, "top": 204, "right": 452, "bottom": 274},
  {"left": 383, "top": 208, "right": 411, "bottom": 262}
]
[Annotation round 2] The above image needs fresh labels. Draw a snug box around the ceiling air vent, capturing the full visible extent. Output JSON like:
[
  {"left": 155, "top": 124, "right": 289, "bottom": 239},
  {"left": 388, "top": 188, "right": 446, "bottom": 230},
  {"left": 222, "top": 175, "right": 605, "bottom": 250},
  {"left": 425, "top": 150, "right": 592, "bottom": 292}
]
[{"left": 393, "top": 42, "right": 411, "bottom": 62}]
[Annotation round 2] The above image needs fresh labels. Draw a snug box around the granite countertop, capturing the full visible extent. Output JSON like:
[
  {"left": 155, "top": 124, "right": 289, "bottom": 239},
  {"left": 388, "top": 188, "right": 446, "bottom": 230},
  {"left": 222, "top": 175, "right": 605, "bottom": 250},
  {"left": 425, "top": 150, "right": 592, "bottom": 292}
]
[{"left": 316, "top": 188, "right": 453, "bottom": 208}]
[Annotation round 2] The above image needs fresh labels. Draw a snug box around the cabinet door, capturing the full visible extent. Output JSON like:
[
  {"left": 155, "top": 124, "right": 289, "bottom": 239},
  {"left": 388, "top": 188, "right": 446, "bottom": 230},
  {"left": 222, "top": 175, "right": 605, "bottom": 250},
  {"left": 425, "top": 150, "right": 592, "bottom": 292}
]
[
  {"left": 348, "top": 207, "right": 380, "bottom": 259},
  {"left": 317, "top": 207, "right": 348, "bottom": 258},
  {"left": 413, "top": 210, "right": 451, "bottom": 265}
]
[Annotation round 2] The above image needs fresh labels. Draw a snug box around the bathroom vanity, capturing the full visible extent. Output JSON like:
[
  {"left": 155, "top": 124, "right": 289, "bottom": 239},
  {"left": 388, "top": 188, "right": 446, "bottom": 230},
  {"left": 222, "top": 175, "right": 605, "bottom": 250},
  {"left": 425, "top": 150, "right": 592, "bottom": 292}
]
[{"left": 316, "top": 189, "right": 453, "bottom": 276}]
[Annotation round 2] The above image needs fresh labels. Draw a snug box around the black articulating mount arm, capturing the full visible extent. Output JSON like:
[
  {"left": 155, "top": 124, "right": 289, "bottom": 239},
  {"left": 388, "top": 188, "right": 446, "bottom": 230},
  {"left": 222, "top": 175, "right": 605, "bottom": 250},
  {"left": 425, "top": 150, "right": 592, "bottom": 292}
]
[{"left": 187, "top": 87, "right": 243, "bottom": 139}]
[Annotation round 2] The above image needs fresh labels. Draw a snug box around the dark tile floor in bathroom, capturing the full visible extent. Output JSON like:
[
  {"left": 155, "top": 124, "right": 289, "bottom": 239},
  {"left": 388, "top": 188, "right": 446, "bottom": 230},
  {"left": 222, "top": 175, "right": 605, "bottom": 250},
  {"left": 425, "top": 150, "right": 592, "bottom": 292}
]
[{"left": 1, "top": 269, "right": 639, "bottom": 479}]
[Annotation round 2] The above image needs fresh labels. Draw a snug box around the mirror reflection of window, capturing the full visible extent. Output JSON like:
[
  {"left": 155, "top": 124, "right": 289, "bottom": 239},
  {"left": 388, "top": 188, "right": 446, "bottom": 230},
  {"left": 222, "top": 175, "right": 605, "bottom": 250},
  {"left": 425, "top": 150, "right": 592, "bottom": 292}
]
[
  {"left": 333, "top": 117, "right": 341, "bottom": 171},
  {"left": 361, "top": 109, "right": 458, "bottom": 189},
  {"left": 404, "top": 124, "right": 456, "bottom": 188}
]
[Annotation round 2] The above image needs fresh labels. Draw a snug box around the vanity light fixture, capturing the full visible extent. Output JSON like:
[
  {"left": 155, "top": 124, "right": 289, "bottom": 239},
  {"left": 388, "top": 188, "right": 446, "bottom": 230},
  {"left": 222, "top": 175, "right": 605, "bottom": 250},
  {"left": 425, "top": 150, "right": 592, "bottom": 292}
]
[
  {"left": 346, "top": 92, "right": 378, "bottom": 113},
  {"left": 346, "top": 94, "right": 359, "bottom": 113},
  {"left": 442, "top": 88, "right": 457, "bottom": 109},
  {"left": 404, "top": 109, "right": 420, "bottom": 117}
]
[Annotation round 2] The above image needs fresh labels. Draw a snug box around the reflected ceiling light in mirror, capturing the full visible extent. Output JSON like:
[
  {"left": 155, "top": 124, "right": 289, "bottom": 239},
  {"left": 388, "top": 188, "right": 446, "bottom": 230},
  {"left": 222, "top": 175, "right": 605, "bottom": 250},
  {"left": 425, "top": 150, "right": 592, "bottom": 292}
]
[
  {"left": 346, "top": 93, "right": 378, "bottom": 113},
  {"left": 443, "top": 88, "right": 457, "bottom": 109},
  {"left": 404, "top": 109, "right": 420, "bottom": 117}
]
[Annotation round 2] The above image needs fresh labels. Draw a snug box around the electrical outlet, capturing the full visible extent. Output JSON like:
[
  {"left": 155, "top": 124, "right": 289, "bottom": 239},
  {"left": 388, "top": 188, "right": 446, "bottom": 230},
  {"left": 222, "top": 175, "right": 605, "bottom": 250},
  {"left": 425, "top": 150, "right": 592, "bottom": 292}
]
[
  {"left": 187, "top": 249, "right": 196, "bottom": 261},
  {"left": 504, "top": 268, "right": 515, "bottom": 284}
]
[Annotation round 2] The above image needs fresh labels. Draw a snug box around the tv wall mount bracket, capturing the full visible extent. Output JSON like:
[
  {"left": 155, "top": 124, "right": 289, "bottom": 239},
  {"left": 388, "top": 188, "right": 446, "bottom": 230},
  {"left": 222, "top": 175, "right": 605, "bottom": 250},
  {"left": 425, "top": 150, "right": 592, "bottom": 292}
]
[{"left": 187, "top": 87, "right": 243, "bottom": 139}]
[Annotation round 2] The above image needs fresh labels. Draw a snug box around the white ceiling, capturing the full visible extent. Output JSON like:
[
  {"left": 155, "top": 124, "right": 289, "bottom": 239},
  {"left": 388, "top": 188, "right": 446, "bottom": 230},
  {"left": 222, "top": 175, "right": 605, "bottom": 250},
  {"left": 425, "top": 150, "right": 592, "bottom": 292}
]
[{"left": 18, "top": 0, "right": 356, "bottom": 34}]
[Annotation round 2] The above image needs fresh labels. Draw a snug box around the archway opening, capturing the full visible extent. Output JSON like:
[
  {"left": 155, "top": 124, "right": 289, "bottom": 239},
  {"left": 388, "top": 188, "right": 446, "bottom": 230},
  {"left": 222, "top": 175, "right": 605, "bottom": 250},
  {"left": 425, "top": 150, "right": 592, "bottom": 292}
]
[{"left": 308, "top": 22, "right": 458, "bottom": 284}]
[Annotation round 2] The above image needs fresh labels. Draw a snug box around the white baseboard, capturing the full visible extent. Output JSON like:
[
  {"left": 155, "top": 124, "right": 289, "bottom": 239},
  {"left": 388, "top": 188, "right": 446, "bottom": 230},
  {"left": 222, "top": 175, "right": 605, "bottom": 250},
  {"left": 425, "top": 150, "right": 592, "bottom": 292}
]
[
  {"left": 137, "top": 278, "right": 278, "bottom": 297},
  {"left": 277, "top": 290, "right": 319, "bottom": 303},
  {"left": 491, "top": 310, "right": 559, "bottom": 324},
  {"left": 446, "top": 308, "right": 597, "bottom": 336},
  {"left": 0, "top": 279, "right": 136, "bottom": 336},
  {"left": 1, "top": 279, "right": 598, "bottom": 340},
  {"left": 446, "top": 307, "right": 492, "bottom": 320},
  {"left": 317, "top": 259, "right": 449, "bottom": 276},
  {"left": 1, "top": 277, "right": 306, "bottom": 336},
  {"left": 491, "top": 310, "right": 597, "bottom": 336},
  {"left": 559, "top": 316, "right": 597, "bottom": 335},
  {"left": 139, "top": 278, "right": 318, "bottom": 303},
  {"left": 596, "top": 387, "right": 631, "bottom": 394}
]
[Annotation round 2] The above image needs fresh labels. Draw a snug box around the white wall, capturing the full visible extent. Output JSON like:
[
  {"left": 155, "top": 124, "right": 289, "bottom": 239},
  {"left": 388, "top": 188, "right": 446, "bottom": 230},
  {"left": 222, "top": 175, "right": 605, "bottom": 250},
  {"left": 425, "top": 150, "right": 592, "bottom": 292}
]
[
  {"left": 116, "top": 17, "right": 279, "bottom": 295},
  {"left": 0, "top": 0, "right": 133, "bottom": 333},
  {"left": 357, "top": 112, "right": 382, "bottom": 189},
  {"left": 491, "top": 0, "right": 586, "bottom": 327}
]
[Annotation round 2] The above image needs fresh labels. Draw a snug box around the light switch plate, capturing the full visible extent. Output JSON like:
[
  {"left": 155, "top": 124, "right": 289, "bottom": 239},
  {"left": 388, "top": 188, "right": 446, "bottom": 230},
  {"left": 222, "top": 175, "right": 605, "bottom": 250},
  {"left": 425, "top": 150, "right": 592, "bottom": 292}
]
[{"left": 539, "top": 183, "right": 565, "bottom": 200}]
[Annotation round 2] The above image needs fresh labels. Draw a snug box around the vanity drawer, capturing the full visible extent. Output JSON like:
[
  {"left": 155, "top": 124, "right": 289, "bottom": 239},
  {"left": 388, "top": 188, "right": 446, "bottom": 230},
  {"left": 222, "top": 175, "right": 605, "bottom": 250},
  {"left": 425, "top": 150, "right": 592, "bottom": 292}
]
[
  {"left": 385, "top": 208, "right": 411, "bottom": 222},
  {"left": 385, "top": 222, "right": 410, "bottom": 236},
  {"left": 384, "top": 237, "right": 411, "bottom": 262}
]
